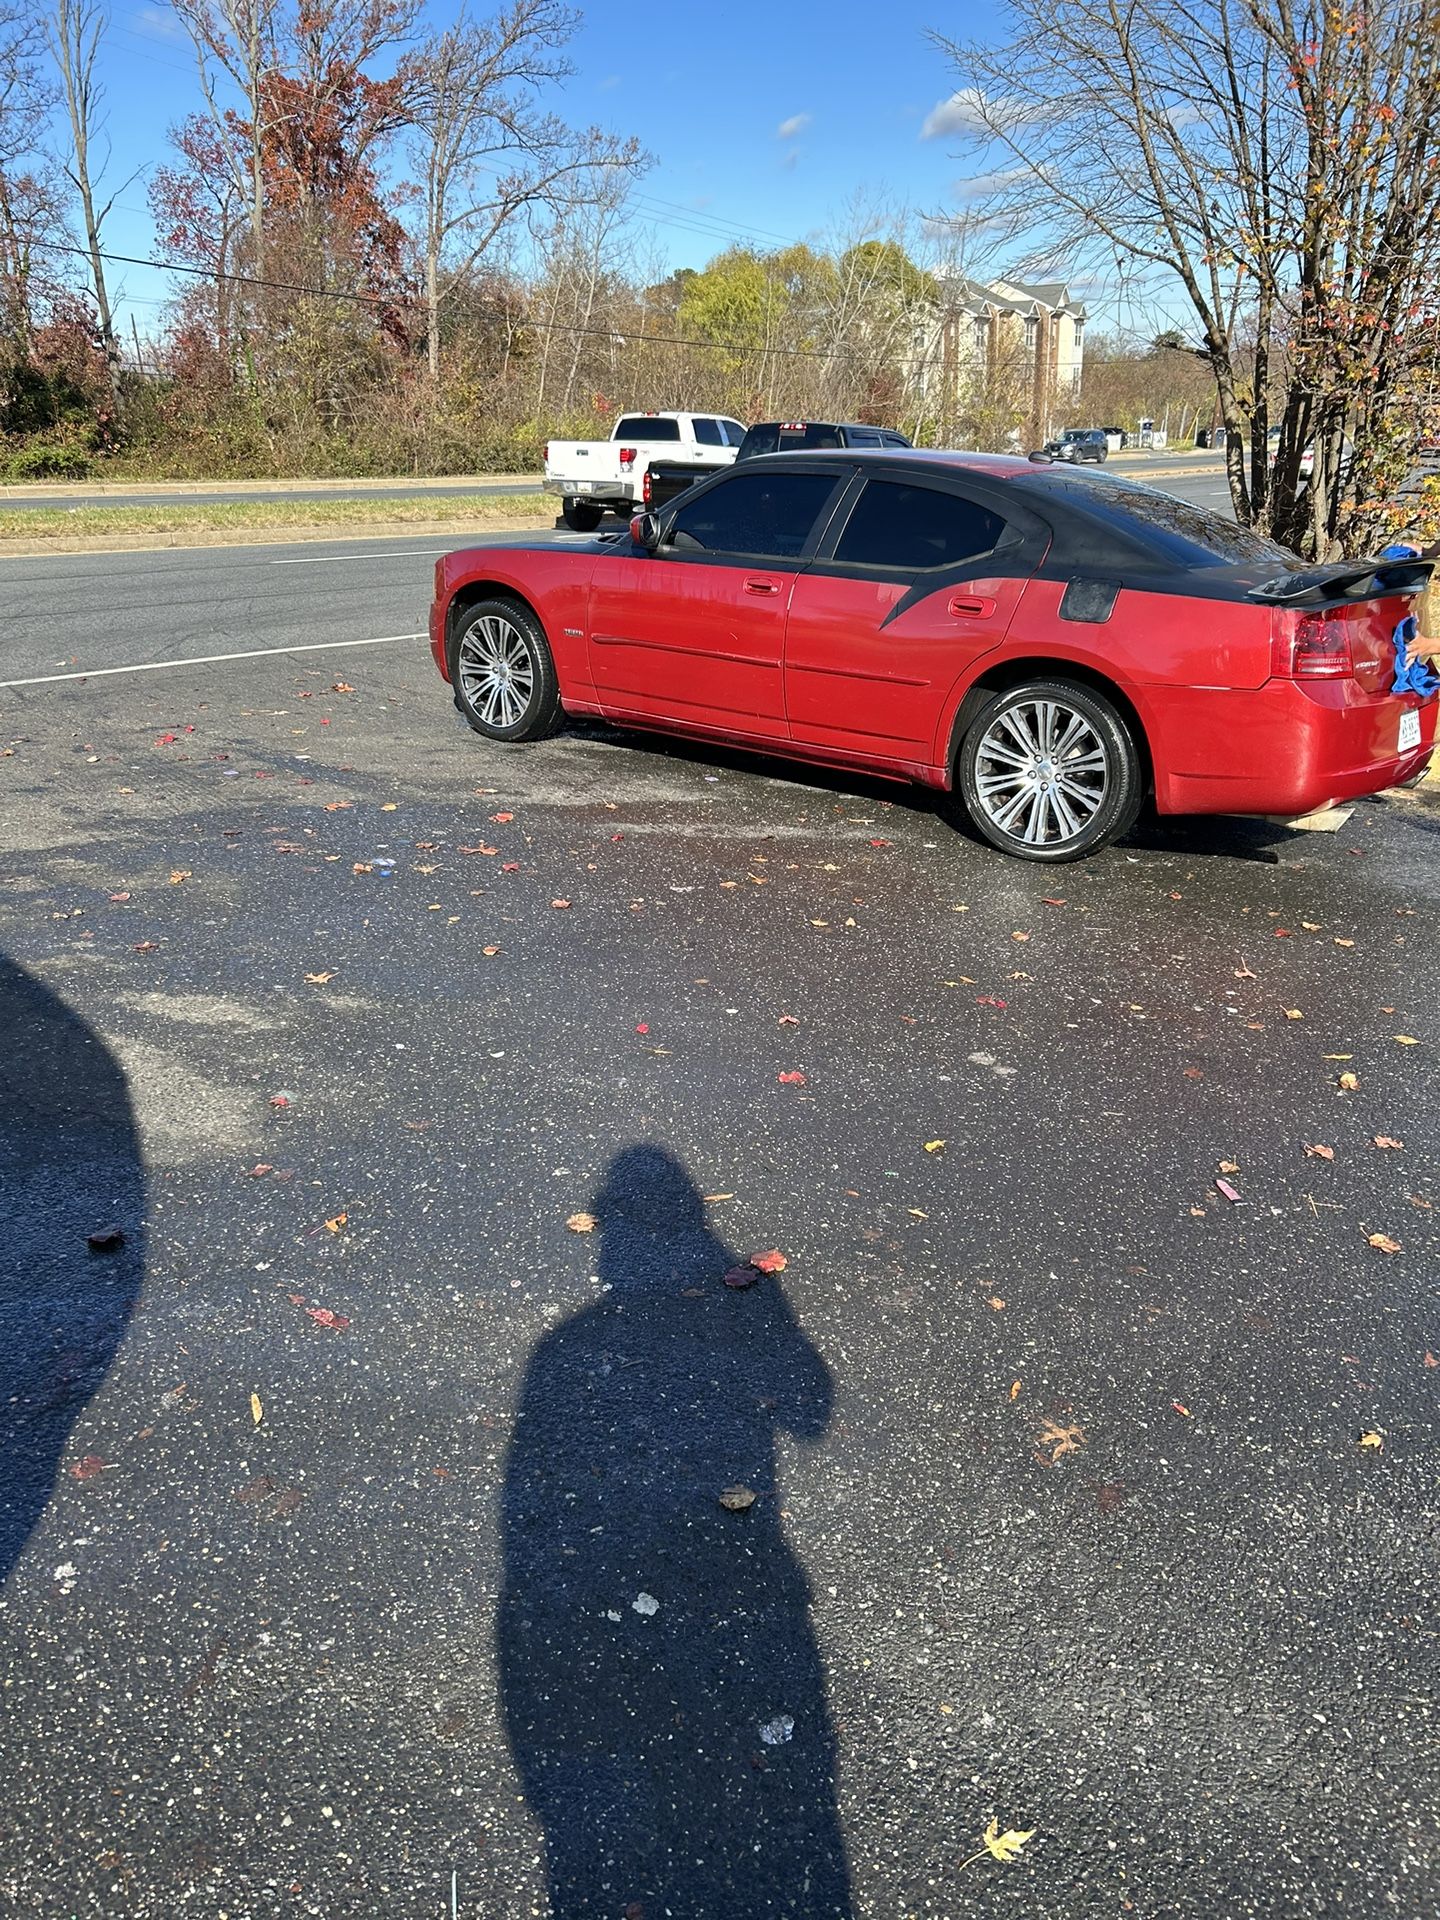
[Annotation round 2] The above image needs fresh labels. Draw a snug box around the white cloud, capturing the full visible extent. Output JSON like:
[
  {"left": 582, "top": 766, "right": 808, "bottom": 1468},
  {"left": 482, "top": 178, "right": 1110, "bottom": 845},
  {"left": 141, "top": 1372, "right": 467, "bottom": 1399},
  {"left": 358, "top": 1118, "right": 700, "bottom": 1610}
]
[
  {"left": 921, "top": 89, "right": 991, "bottom": 140},
  {"left": 776, "top": 113, "right": 812, "bottom": 140}
]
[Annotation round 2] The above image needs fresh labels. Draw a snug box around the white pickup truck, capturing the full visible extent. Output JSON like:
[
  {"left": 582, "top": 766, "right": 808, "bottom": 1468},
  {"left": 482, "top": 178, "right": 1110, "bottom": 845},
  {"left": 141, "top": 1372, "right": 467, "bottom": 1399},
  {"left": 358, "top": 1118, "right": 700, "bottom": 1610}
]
[{"left": 542, "top": 410, "right": 747, "bottom": 530}]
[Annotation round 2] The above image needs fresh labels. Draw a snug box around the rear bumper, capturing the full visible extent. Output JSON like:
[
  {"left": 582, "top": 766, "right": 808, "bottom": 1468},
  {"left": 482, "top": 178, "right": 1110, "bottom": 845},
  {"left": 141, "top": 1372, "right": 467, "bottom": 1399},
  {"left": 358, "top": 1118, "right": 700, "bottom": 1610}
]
[
  {"left": 542, "top": 478, "right": 632, "bottom": 503},
  {"left": 1150, "top": 679, "right": 1438, "bottom": 816}
]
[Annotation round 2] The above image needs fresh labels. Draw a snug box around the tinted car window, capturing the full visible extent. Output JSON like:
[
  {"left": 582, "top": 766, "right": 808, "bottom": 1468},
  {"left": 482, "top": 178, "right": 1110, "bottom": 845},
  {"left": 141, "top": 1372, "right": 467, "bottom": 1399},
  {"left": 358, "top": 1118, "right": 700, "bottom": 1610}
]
[
  {"left": 669, "top": 470, "right": 838, "bottom": 560},
  {"left": 834, "top": 479, "right": 1008, "bottom": 572},
  {"left": 738, "top": 423, "right": 778, "bottom": 457},
  {"left": 615, "top": 416, "right": 680, "bottom": 441},
  {"left": 782, "top": 424, "right": 843, "bottom": 450},
  {"left": 691, "top": 417, "right": 722, "bottom": 445},
  {"left": 847, "top": 428, "right": 882, "bottom": 447},
  {"left": 720, "top": 419, "right": 747, "bottom": 447},
  {"left": 1013, "top": 469, "right": 1297, "bottom": 567}
]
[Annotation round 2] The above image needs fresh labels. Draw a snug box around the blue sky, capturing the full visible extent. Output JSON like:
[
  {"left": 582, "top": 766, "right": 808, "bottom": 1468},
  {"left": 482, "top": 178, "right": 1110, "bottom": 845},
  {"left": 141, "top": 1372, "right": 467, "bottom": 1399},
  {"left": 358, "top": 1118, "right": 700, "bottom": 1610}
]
[{"left": 84, "top": 0, "right": 1006, "bottom": 338}]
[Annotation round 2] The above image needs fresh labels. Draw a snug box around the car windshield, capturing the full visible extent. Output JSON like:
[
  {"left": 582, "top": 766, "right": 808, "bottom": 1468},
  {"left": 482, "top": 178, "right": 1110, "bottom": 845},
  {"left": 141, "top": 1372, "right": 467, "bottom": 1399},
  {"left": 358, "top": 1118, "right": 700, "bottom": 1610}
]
[{"left": 1014, "top": 468, "right": 1300, "bottom": 568}]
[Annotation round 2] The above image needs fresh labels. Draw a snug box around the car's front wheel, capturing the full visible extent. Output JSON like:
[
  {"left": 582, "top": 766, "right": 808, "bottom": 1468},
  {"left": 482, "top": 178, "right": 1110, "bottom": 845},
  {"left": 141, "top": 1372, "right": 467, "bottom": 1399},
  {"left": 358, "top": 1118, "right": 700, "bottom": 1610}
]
[
  {"left": 957, "top": 678, "right": 1143, "bottom": 861},
  {"left": 451, "top": 598, "right": 562, "bottom": 742}
]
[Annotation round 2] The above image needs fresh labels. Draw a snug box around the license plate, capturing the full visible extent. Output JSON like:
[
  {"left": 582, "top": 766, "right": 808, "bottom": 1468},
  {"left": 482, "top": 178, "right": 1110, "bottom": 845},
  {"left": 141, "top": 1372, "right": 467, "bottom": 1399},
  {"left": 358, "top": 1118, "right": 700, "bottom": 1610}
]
[
  {"left": 1398, "top": 708, "right": 1421, "bottom": 752},
  {"left": 572, "top": 481, "right": 592, "bottom": 494}
]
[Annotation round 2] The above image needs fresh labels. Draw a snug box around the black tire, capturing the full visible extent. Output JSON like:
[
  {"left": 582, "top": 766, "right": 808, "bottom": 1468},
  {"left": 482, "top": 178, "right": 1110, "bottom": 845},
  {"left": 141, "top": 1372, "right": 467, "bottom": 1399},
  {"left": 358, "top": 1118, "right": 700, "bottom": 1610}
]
[
  {"left": 957, "top": 677, "right": 1144, "bottom": 862},
  {"left": 562, "top": 497, "right": 604, "bottom": 532},
  {"left": 450, "top": 597, "right": 562, "bottom": 742}
]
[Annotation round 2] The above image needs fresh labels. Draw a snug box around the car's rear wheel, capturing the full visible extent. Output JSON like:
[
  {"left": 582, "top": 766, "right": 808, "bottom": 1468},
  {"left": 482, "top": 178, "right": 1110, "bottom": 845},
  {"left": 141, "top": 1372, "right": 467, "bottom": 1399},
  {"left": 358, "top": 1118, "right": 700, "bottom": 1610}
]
[
  {"left": 958, "top": 678, "right": 1143, "bottom": 861},
  {"left": 451, "top": 598, "right": 562, "bottom": 742},
  {"left": 562, "top": 498, "right": 604, "bottom": 532}
]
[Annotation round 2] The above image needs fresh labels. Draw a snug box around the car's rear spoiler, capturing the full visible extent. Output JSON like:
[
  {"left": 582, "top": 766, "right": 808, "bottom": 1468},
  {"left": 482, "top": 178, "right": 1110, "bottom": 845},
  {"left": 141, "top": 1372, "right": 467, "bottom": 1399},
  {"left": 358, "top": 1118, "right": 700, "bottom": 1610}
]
[{"left": 1248, "top": 557, "right": 1433, "bottom": 606}]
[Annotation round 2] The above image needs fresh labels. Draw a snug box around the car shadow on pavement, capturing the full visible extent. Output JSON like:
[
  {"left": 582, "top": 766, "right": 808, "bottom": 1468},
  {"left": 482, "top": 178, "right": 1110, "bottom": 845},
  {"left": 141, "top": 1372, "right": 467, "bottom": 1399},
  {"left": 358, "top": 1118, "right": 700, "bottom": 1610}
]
[
  {"left": 496, "top": 1144, "right": 852, "bottom": 1919},
  {"left": 565, "top": 719, "right": 1302, "bottom": 865},
  {"left": 0, "top": 953, "right": 144, "bottom": 1586}
]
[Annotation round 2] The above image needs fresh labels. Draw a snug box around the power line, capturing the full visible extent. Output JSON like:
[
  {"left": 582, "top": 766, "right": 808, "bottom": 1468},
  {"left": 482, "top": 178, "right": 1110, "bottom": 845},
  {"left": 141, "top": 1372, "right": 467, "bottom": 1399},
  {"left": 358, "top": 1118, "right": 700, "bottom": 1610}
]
[{"left": 27, "top": 232, "right": 955, "bottom": 370}]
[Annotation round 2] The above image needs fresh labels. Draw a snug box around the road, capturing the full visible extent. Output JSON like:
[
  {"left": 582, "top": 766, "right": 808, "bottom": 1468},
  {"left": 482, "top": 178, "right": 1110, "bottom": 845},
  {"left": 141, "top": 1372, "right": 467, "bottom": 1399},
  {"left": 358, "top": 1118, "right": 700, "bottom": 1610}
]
[
  {"left": 0, "top": 466, "right": 1236, "bottom": 691},
  {"left": 1, "top": 467, "right": 1436, "bottom": 1919},
  {"left": 0, "top": 449, "right": 1224, "bottom": 514}
]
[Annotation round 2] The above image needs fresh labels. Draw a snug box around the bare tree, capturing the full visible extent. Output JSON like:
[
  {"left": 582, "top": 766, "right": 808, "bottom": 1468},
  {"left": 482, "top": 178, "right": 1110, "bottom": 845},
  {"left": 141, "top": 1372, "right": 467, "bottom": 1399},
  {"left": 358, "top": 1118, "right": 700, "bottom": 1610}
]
[
  {"left": 405, "top": 0, "right": 644, "bottom": 382},
  {"left": 0, "top": 0, "right": 53, "bottom": 351},
  {"left": 170, "top": 0, "right": 281, "bottom": 246},
  {"left": 930, "top": 0, "right": 1440, "bottom": 556},
  {"left": 47, "top": 0, "right": 125, "bottom": 415}
]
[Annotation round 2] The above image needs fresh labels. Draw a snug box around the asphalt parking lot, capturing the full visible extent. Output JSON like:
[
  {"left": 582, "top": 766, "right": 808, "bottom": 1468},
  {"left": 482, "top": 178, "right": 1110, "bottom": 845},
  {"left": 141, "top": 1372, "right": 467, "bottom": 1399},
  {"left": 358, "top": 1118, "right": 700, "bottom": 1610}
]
[{"left": 1, "top": 507, "right": 1437, "bottom": 1918}]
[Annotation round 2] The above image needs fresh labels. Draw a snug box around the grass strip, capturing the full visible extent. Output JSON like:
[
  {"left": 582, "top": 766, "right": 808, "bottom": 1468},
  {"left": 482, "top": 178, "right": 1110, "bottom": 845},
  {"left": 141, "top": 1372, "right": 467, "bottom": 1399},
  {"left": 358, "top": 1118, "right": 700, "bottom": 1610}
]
[{"left": 0, "top": 491, "right": 552, "bottom": 541}]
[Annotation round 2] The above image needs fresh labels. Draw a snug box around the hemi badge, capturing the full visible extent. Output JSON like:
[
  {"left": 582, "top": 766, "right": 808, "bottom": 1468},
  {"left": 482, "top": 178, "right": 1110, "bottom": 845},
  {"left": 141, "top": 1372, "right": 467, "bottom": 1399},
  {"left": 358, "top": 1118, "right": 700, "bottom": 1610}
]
[{"left": 563, "top": 627, "right": 584, "bottom": 637}]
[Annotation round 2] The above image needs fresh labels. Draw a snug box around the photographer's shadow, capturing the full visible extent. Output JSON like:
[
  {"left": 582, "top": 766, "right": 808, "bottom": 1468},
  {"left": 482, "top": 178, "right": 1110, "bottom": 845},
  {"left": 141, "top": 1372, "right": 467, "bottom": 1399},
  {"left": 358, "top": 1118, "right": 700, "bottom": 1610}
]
[{"left": 497, "top": 1145, "right": 851, "bottom": 1918}]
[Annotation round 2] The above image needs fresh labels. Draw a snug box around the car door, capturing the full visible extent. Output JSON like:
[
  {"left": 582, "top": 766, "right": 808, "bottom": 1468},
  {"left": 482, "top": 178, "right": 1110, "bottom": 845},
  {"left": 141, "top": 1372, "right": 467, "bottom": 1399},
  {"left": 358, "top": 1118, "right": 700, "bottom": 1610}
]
[
  {"left": 587, "top": 466, "right": 846, "bottom": 737},
  {"left": 783, "top": 474, "right": 1041, "bottom": 766}
]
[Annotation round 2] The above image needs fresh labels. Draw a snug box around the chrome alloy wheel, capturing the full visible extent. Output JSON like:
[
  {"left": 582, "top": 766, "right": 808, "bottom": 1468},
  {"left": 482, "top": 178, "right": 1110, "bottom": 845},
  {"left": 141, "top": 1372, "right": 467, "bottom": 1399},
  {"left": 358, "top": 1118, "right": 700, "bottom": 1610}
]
[
  {"left": 457, "top": 613, "right": 536, "bottom": 730},
  {"left": 973, "top": 698, "right": 1108, "bottom": 847}
]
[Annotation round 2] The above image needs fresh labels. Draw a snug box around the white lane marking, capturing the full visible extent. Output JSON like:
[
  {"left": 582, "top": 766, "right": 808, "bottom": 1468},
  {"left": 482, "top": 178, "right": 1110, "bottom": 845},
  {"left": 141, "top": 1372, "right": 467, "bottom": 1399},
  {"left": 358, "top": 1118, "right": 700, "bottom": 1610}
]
[
  {"left": 270, "top": 548, "right": 453, "bottom": 565},
  {"left": 0, "top": 631, "right": 426, "bottom": 689}
]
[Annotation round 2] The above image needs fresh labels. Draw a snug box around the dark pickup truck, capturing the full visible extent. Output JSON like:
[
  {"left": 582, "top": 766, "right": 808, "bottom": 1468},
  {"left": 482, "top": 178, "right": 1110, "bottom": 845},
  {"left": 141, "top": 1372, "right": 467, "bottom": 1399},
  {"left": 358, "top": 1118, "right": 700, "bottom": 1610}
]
[{"left": 643, "top": 419, "right": 911, "bottom": 511}]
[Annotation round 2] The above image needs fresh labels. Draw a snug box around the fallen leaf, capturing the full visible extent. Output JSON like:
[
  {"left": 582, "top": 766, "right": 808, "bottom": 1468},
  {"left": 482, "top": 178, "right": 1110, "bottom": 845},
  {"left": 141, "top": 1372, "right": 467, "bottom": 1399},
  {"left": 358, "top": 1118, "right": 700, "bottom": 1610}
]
[
  {"left": 86, "top": 1225, "right": 125, "bottom": 1252},
  {"left": 330, "top": 681, "right": 354, "bottom": 693},
  {"left": 750, "top": 1249, "right": 787, "bottom": 1274},
  {"left": 702, "top": 1193, "right": 734, "bottom": 1203},
  {"left": 380, "top": 802, "right": 397, "bottom": 812},
  {"left": 250, "top": 1392, "right": 263, "bottom": 1425},
  {"left": 1041, "top": 896, "right": 1065, "bottom": 905},
  {"left": 987, "top": 1296, "right": 1006, "bottom": 1311},
  {"left": 108, "top": 891, "right": 130, "bottom": 902},
  {"left": 777, "top": 1070, "right": 807, "bottom": 1085},
  {"left": 168, "top": 869, "right": 191, "bottom": 886},
  {"left": 305, "top": 1305, "right": 350, "bottom": 1330},
  {"left": 482, "top": 945, "right": 502, "bottom": 956},
  {"left": 1009, "top": 1379, "right": 1022, "bottom": 1402},
  {"left": 1358, "top": 1430, "right": 1384, "bottom": 1451},
  {"left": 975, "top": 995, "right": 1007, "bottom": 1009},
  {"left": 1393, "top": 1035, "right": 1418, "bottom": 1046},
  {"left": 719, "top": 1485, "right": 757, "bottom": 1511},
  {"left": 1334, "top": 937, "right": 1355, "bottom": 947},
  {"left": 1373, "top": 1136, "right": 1404, "bottom": 1149},
  {"left": 1283, "top": 1008, "right": 1304, "bottom": 1021},
  {"left": 1216, "top": 1178, "right": 1242, "bottom": 1203},
  {"left": 1305, "top": 1143, "right": 1335, "bottom": 1160},
  {"left": 1035, "top": 1419, "right": 1085, "bottom": 1465},
  {"left": 723, "top": 1265, "right": 759, "bottom": 1290},
  {"left": 1424, "top": 1352, "right": 1437, "bottom": 1369},
  {"left": 1367, "top": 1232, "right": 1401, "bottom": 1254},
  {"left": 923, "top": 1139, "right": 946, "bottom": 1154},
  {"left": 1171, "top": 1400, "right": 1192, "bottom": 1417},
  {"left": 247, "top": 1163, "right": 273, "bottom": 1178},
  {"left": 324, "top": 1213, "right": 347, "bottom": 1233},
  {"left": 635, "top": 1022, "right": 649, "bottom": 1034},
  {"left": 304, "top": 970, "right": 335, "bottom": 984},
  {"left": 502, "top": 861, "right": 520, "bottom": 872},
  {"left": 1338, "top": 1072, "right": 1360, "bottom": 1090},
  {"left": 777, "top": 1013, "right": 800, "bottom": 1026},
  {"left": 550, "top": 898, "right": 571, "bottom": 910},
  {"left": 1218, "top": 1160, "right": 1239, "bottom": 1174},
  {"left": 566, "top": 1212, "right": 597, "bottom": 1234},
  {"left": 978, "top": 1818, "right": 1037, "bottom": 1866},
  {"left": 1012, "top": 930, "right": 1031, "bottom": 943},
  {"left": 490, "top": 811, "right": 514, "bottom": 823},
  {"left": 69, "top": 1455, "right": 109, "bottom": 1480}
]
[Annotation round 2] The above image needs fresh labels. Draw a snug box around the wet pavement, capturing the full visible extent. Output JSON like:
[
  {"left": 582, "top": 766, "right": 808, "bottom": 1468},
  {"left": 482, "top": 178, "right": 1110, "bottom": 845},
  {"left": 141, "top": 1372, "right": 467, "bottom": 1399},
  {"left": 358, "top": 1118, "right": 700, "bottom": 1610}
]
[{"left": 1, "top": 648, "right": 1437, "bottom": 1918}]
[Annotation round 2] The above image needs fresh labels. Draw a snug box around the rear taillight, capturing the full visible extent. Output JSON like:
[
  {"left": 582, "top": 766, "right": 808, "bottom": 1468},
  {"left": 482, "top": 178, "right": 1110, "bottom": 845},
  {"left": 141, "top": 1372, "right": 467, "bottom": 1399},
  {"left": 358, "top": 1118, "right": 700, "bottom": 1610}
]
[
  {"left": 642, "top": 468, "right": 652, "bottom": 506},
  {"left": 619, "top": 446, "right": 637, "bottom": 469},
  {"left": 542, "top": 442, "right": 549, "bottom": 463},
  {"left": 1273, "top": 608, "right": 1354, "bottom": 680}
]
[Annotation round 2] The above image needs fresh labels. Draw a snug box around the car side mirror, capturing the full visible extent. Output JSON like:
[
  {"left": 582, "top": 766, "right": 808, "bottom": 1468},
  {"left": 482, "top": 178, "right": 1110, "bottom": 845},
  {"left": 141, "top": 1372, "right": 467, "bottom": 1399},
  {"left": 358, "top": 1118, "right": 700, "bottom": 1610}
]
[{"left": 630, "top": 511, "right": 663, "bottom": 552}]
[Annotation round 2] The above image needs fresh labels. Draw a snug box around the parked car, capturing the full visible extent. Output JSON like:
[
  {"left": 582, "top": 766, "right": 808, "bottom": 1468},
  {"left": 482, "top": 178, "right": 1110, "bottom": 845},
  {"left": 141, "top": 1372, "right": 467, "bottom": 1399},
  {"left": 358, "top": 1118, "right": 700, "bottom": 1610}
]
[
  {"left": 644, "top": 419, "right": 912, "bottom": 512},
  {"left": 1100, "top": 425, "right": 1127, "bottom": 453},
  {"left": 542, "top": 411, "right": 747, "bottom": 530},
  {"left": 1041, "top": 428, "right": 1109, "bottom": 465},
  {"left": 429, "top": 449, "right": 1435, "bottom": 862}
]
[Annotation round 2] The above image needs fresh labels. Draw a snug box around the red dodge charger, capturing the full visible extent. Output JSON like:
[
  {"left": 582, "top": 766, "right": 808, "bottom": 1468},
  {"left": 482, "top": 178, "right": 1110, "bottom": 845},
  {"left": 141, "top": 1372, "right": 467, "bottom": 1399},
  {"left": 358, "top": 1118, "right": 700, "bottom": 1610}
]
[{"left": 429, "top": 450, "right": 1436, "bottom": 861}]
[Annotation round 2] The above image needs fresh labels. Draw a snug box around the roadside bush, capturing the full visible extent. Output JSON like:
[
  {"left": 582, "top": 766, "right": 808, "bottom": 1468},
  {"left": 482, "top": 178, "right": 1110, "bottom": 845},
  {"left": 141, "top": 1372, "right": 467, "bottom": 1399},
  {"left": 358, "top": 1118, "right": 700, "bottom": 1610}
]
[{"left": 0, "top": 435, "right": 94, "bottom": 480}]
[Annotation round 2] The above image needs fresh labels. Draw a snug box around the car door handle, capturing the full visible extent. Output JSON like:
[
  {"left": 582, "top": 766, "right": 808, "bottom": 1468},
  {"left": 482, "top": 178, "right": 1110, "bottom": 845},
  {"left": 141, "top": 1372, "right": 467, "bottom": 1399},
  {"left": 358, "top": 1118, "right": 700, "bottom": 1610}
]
[
  {"left": 744, "top": 578, "right": 780, "bottom": 595},
  {"left": 948, "top": 595, "right": 996, "bottom": 618}
]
